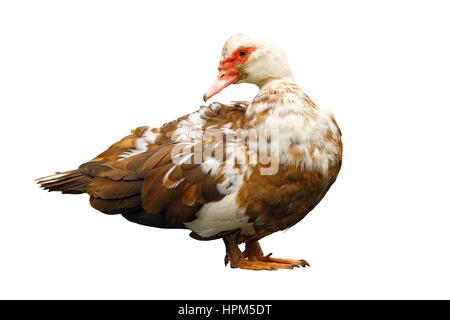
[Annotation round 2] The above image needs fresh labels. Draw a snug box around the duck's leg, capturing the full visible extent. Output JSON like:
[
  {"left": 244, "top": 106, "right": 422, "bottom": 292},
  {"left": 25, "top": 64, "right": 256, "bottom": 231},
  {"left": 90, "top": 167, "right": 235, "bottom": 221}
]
[
  {"left": 223, "top": 235, "right": 301, "bottom": 271},
  {"left": 244, "top": 240, "right": 310, "bottom": 268}
]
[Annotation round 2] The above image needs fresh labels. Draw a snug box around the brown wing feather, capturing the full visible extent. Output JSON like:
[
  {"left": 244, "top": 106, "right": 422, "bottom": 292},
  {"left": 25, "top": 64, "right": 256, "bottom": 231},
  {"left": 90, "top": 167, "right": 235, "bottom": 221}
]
[
  {"left": 90, "top": 195, "right": 142, "bottom": 215},
  {"left": 92, "top": 126, "right": 152, "bottom": 161}
]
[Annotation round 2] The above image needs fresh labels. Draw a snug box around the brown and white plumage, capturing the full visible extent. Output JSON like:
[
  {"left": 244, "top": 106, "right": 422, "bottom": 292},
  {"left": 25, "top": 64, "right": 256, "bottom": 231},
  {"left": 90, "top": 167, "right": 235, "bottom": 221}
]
[{"left": 37, "top": 34, "right": 342, "bottom": 270}]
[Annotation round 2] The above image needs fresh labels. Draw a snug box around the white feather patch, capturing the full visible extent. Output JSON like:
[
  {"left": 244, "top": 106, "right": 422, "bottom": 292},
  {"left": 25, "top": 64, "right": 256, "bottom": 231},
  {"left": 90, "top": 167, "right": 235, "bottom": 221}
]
[
  {"left": 184, "top": 193, "right": 249, "bottom": 238},
  {"left": 119, "top": 127, "right": 161, "bottom": 159}
]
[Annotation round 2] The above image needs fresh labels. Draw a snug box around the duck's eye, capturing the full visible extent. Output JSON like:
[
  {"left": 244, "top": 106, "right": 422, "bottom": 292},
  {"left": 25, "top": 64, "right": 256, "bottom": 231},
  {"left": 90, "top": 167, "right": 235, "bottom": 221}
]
[{"left": 239, "top": 50, "right": 247, "bottom": 57}]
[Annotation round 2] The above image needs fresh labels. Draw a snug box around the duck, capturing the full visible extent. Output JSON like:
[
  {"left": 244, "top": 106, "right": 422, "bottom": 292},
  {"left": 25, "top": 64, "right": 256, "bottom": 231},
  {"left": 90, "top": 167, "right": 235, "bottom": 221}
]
[{"left": 37, "top": 33, "right": 342, "bottom": 271}]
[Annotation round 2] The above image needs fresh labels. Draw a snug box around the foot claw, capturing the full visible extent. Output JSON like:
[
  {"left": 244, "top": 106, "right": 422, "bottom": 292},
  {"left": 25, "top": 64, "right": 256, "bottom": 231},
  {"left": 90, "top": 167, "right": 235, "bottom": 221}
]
[{"left": 224, "top": 255, "right": 230, "bottom": 266}]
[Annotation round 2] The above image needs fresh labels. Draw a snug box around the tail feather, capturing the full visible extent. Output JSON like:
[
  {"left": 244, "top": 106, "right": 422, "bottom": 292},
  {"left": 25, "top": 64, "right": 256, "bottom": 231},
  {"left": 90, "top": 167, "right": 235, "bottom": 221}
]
[{"left": 36, "top": 170, "right": 91, "bottom": 194}]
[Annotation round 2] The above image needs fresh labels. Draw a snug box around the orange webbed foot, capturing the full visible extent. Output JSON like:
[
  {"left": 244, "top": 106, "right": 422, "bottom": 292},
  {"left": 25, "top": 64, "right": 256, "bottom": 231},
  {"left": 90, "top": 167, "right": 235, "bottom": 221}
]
[
  {"left": 259, "top": 253, "right": 310, "bottom": 268},
  {"left": 229, "top": 258, "right": 299, "bottom": 271},
  {"left": 223, "top": 236, "right": 310, "bottom": 271}
]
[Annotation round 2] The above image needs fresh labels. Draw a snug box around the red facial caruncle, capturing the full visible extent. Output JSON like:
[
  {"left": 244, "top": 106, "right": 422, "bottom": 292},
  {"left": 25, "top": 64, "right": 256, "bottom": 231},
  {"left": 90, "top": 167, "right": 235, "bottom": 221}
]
[{"left": 203, "top": 47, "right": 256, "bottom": 102}]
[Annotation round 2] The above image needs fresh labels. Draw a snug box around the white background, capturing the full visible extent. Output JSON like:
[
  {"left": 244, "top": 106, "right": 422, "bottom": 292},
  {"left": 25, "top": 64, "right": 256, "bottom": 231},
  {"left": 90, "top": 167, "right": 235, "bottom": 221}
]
[{"left": 1, "top": 0, "right": 449, "bottom": 299}]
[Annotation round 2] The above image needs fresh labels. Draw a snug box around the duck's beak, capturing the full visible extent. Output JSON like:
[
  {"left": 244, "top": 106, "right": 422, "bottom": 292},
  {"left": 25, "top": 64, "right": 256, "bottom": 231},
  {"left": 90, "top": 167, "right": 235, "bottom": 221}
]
[{"left": 203, "top": 68, "right": 239, "bottom": 102}]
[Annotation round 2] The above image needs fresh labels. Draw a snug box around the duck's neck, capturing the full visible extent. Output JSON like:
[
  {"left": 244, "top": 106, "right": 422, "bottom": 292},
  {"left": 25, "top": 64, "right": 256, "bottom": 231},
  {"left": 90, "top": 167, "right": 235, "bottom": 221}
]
[
  {"left": 257, "top": 77, "right": 295, "bottom": 90},
  {"left": 245, "top": 78, "right": 314, "bottom": 128}
]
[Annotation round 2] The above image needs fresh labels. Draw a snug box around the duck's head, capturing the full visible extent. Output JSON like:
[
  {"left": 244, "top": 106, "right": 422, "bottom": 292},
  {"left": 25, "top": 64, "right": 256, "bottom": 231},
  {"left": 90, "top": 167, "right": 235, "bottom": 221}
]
[{"left": 203, "top": 33, "right": 293, "bottom": 102}]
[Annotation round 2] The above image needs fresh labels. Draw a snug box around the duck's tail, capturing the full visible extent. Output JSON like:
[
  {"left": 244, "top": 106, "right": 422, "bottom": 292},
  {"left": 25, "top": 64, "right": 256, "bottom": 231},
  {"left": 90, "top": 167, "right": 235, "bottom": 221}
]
[{"left": 35, "top": 170, "right": 91, "bottom": 194}]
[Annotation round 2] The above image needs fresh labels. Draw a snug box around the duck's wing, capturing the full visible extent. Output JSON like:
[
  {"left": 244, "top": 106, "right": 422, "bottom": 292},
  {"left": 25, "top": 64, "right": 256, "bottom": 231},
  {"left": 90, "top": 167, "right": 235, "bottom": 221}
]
[{"left": 39, "top": 102, "right": 250, "bottom": 236}]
